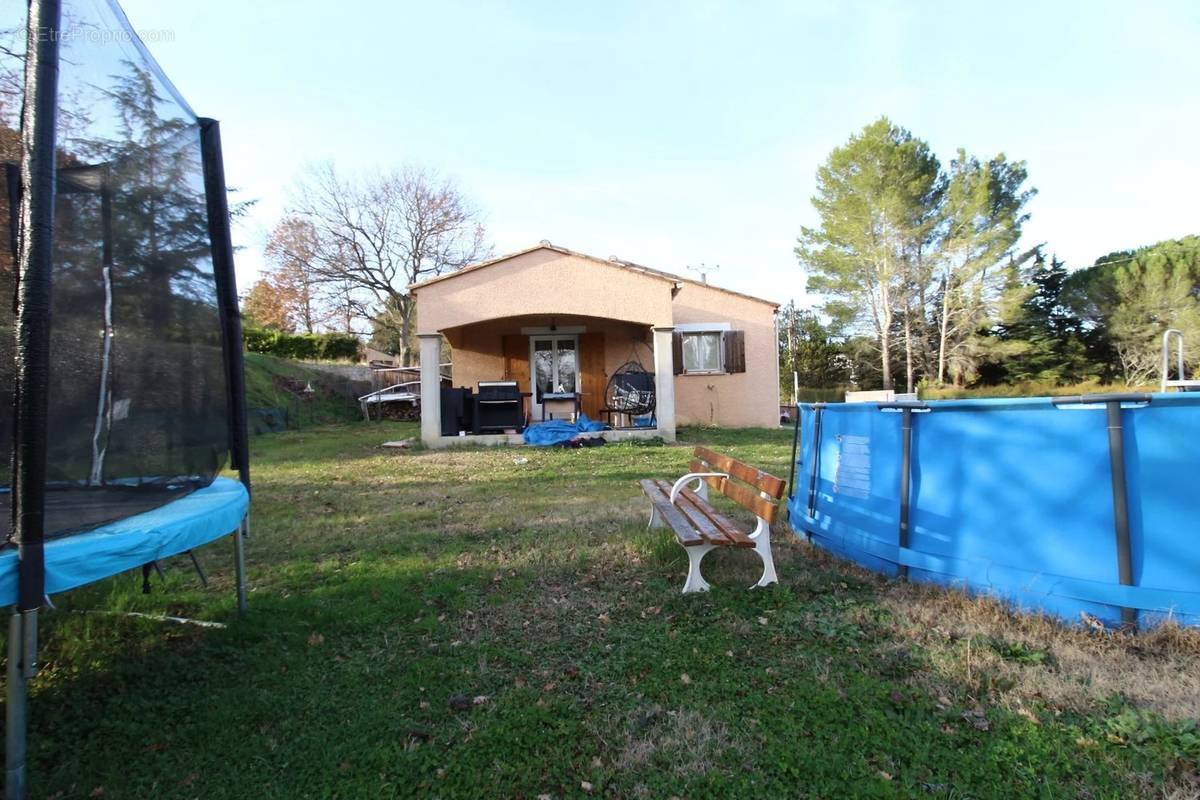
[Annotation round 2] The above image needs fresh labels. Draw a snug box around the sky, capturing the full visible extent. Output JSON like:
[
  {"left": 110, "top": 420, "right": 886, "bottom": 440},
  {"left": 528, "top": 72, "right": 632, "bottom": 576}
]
[{"left": 117, "top": 0, "right": 1200, "bottom": 308}]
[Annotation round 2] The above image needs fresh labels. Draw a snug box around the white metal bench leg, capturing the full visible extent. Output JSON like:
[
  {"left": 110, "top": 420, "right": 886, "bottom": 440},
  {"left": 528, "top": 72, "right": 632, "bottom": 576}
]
[
  {"left": 750, "top": 519, "right": 777, "bottom": 588},
  {"left": 648, "top": 506, "right": 664, "bottom": 529},
  {"left": 682, "top": 544, "right": 715, "bottom": 593}
]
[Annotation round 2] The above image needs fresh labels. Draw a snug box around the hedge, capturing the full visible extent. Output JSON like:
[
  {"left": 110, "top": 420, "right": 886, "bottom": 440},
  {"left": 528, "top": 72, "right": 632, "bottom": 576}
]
[{"left": 242, "top": 327, "right": 362, "bottom": 361}]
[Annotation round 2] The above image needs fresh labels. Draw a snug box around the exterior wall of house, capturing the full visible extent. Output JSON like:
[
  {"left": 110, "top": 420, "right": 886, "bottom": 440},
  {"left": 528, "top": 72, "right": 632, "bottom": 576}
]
[
  {"left": 415, "top": 249, "right": 673, "bottom": 334},
  {"left": 413, "top": 246, "right": 779, "bottom": 431},
  {"left": 670, "top": 283, "right": 780, "bottom": 428},
  {"left": 446, "top": 320, "right": 504, "bottom": 388}
]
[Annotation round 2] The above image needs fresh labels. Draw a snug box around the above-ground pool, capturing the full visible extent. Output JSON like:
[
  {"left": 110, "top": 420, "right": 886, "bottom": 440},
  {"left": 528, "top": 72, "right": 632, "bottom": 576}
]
[{"left": 788, "top": 393, "right": 1200, "bottom": 629}]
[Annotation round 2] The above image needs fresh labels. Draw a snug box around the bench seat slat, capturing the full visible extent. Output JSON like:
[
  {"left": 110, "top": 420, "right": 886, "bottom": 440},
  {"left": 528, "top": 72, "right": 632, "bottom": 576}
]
[
  {"left": 638, "top": 479, "right": 706, "bottom": 547},
  {"left": 671, "top": 490, "right": 736, "bottom": 547},
  {"left": 676, "top": 487, "right": 755, "bottom": 547},
  {"left": 639, "top": 479, "right": 754, "bottom": 549}
]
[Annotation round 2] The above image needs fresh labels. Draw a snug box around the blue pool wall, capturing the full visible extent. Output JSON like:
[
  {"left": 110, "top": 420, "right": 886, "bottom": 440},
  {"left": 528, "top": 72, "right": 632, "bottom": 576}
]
[{"left": 787, "top": 394, "right": 1200, "bottom": 629}]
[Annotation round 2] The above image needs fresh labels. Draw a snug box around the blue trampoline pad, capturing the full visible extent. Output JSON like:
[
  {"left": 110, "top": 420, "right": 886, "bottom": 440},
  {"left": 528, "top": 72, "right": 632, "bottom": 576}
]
[{"left": 0, "top": 477, "right": 249, "bottom": 605}]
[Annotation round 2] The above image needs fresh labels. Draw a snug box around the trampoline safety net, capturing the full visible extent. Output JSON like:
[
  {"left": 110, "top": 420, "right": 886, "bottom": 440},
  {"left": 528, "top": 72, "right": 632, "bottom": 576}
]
[{"left": 1, "top": 0, "right": 232, "bottom": 539}]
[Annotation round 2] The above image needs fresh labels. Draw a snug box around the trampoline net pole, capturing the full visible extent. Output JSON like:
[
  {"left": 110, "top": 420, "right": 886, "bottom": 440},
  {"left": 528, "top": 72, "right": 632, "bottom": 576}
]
[
  {"left": 199, "top": 118, "right": 251, "bottom": 495},
  {"left": 235, "top": 517, "right": 248, "bottom": 617},
  {"left": 13, "top": 0, "right": 62, "bottom": 611},
  {"left": 8, "top": 1, "right": 62, "bottom": 794}
]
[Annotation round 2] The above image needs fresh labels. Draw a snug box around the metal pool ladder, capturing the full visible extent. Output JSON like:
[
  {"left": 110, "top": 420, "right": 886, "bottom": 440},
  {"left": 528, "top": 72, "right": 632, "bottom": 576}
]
[{"left": 1160, "top": 329, "right": 1200, "bottom": 392}]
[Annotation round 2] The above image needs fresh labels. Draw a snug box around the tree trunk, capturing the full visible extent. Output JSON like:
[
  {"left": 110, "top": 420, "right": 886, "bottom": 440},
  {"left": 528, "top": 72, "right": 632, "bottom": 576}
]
[
  {"left": 879, "top": 277, "right": 893, "bottom": 390},
  {"left": 397, "top": 295, "right": 416, "bottom": 367},
  {"left": 301, "top": 281, "right": 315, "bottom": 334},
  {"left": 879, "top": 325, "right": 893, "bottom": 389},
  {"left": 904, "top": 314, "right": 914, "bottom": 393},
  {"left": 937, "top": 277, "right": 950, "bottom": 385},
  {"left": 786, "top": 314, "right": 796, "bottom": 402}
]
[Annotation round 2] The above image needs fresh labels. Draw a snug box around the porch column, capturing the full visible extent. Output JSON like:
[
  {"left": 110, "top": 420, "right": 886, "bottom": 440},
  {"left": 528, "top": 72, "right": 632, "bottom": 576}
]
[
  {"left": 652, "top": 326, "right": 677, "bottom": 442},
  {"left": 419, "top": 334, "right": 443, "bottom": 446}
]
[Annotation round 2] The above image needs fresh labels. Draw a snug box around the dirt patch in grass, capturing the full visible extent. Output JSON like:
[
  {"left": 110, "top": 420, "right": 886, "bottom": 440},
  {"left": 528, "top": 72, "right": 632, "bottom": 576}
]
[{"left": 617, "top": 705, "right": 741, "bottom": 777}]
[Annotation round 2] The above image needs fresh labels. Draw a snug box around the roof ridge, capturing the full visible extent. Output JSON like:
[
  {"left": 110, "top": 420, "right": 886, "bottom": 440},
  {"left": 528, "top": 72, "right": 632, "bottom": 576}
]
[{"left": 409, "top": 242, "right": 779, "bottom": 308}]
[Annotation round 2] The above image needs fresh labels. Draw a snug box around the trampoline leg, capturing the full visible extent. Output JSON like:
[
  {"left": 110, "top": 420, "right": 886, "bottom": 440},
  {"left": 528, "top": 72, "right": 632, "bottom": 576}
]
[
  {"left": 6, "top": 609, "right": 38, "bottom": 800},
  {"left": 186, "top": 551, "right": 208, "bottom": 588},
  {"left": 234, "top": 517, "right": 248, "bottom": 617}
]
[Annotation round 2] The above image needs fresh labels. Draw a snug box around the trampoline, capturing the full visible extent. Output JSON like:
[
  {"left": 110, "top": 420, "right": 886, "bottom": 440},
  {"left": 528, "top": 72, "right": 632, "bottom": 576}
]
[{"left": 2, "top": 2, "right": 251, "bottom": 797}]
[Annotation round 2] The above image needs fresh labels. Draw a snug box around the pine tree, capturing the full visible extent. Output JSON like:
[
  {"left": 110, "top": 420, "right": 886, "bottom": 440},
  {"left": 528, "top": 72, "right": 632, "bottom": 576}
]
[
  {"left": 1000, "top": 251, "right": 1093, "bottom": 383},
  {"left": 797, "top": 117, "right": 942, "bottom": 390}
]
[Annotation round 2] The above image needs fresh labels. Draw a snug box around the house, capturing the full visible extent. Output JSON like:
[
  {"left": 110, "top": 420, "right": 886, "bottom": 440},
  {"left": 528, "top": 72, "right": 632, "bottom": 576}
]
[
  {"left": 411, "top": 243, "right": 780, "bottom": 447},
  {"left": 363, "top": 346, "right": 400, "bottom": 368}
]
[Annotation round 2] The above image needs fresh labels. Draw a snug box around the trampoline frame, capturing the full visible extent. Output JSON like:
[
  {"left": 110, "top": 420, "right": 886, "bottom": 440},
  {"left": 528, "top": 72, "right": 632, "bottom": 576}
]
[{"left": 5, "top": 3, "right": 252, "bottom": 798}]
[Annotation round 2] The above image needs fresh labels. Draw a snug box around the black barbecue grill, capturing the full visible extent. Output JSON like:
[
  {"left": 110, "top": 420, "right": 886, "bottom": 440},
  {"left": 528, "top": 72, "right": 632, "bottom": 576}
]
[{"left": 473, "top": 381, "right": 526, "bottom": 433}]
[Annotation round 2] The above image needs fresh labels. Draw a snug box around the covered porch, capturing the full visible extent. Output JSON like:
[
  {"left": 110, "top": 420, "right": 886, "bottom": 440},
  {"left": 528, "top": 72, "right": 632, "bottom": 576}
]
[
  {"left": 418, "top": 314, "right": 677, "bottom": 448},
  {"left": 411, "top": 244, "right": 688, "bottom": 448}
]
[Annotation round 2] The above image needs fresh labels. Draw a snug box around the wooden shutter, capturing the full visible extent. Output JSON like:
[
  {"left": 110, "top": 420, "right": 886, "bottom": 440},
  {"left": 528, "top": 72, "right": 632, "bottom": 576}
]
[
  {"left": 671, "top": 331, "right": 684, "bottom": 375},
  {"left": 502, "top": 335, "right": 529, "bottom": 388},
  {"left": 722, "top": 330, "right": 746, "bottom": 373},
  {"left": 579, "top": 332, "right": 605, "bottom": 419}
]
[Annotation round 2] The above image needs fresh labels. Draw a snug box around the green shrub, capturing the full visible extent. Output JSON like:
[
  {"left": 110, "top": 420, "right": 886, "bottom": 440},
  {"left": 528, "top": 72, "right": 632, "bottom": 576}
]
[
  {"left": 242, "top": 326, "right": 362, "bottom": 362},
  {"left": 316, "top": 333, "right": 362, "bottom": 361},
  {"left": 242, "top": 326, "right": 279, "bottom": 354}
]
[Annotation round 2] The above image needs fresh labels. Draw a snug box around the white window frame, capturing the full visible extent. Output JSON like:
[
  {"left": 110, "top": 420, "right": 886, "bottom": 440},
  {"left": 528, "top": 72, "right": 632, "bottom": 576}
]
[{"left": 679, "top": 327, "right": 726, "bottom": 375}]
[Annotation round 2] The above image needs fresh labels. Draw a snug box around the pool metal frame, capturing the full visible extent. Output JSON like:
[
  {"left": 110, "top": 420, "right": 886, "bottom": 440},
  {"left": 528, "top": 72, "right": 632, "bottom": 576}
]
[
  {"left": 787, "top": 392, "right": 1186, "bottom": 634},
  {"left": 1051, "top": 392, "right": 1152, "bottom": 629}
]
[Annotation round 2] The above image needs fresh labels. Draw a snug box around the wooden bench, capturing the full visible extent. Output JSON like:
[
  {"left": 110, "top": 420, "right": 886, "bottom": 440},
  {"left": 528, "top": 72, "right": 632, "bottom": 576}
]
[{"left": 639, "top": 447, "right": 786, "bottom": 593}]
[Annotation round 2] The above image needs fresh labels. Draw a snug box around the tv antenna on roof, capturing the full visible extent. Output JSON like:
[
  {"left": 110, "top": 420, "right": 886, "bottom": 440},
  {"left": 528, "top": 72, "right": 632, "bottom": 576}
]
[{"left": 685, "top": 263, "right": 720, "bottom": 285}]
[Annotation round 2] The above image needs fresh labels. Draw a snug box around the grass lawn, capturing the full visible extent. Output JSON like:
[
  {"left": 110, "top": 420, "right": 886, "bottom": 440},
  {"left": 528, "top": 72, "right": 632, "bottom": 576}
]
[{"left": 9, "top": 423, "right": 1199, "bottom": 799}]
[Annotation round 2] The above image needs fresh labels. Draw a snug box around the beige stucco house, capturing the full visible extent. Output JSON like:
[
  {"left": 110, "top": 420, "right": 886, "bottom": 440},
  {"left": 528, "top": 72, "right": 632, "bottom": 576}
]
[{"left": 411, "top": 243, "right": 780, "bottom": 447}]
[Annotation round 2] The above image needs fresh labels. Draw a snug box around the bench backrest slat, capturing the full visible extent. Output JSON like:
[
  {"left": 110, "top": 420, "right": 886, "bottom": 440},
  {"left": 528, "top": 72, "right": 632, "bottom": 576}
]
[
  {"left": 693, "top": 447, "right": 786, "bottom": 499},
  {"left": 689, "top": 448, "right": 785, "bottom": 523}
]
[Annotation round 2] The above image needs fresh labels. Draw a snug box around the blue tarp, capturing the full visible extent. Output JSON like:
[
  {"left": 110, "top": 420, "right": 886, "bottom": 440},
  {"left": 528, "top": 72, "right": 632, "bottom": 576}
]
[
  {"left": 0, "top": 477, "right": 249, "bottom": 604},
  {"left": 523, "top": 413, "right": 606, "bottom": 446},
  {"left": 789, "top": 394, "right": 1200, "bottom": 629}
]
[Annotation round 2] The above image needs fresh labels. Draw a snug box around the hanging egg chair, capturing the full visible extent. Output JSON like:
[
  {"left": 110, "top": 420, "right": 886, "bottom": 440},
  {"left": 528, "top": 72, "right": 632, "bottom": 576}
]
[{"left": 601, "top": 361, "right": 656, "bottom": 426}]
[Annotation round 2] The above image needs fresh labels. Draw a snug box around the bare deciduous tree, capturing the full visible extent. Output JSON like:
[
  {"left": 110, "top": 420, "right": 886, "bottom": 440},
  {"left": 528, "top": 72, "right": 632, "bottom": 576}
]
[
  {"left": 291, "top": 162, "right": 488, "bottom": 365},
  {"left": 262, "top": 216, "right": 328, "bottom": 333}
]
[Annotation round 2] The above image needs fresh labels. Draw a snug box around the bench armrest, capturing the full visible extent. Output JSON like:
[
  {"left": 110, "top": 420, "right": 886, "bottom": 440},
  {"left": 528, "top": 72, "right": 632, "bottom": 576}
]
[{"left": 670, "top": 472, "right": 729, "bottom": 503}]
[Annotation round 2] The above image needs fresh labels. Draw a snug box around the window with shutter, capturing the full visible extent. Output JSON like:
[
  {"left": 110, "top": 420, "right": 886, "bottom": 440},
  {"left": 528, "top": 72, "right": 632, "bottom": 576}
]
[{"left": 674, "top": 327, "right": 745, "bottom": 374}]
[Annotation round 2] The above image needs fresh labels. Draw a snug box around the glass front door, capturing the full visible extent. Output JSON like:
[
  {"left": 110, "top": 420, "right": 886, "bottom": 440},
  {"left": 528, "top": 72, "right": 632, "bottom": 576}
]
[{"left": 530, "top": 335, "right": 578, "bottom": 418}]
